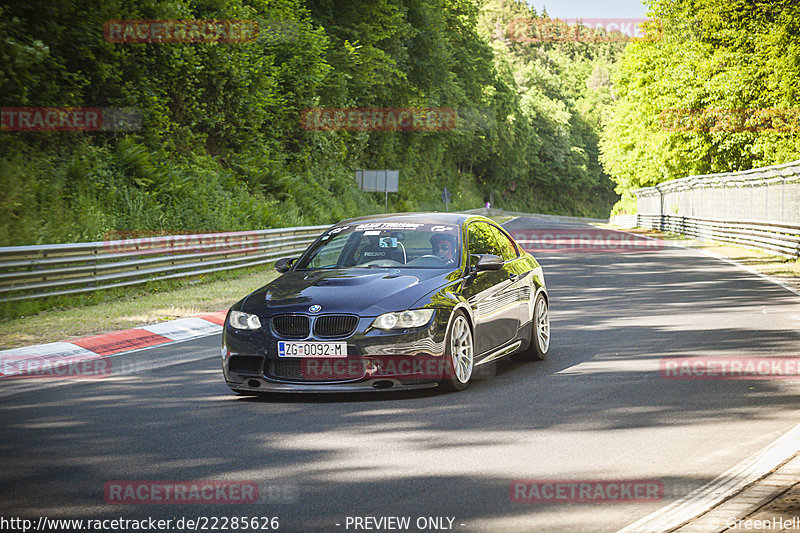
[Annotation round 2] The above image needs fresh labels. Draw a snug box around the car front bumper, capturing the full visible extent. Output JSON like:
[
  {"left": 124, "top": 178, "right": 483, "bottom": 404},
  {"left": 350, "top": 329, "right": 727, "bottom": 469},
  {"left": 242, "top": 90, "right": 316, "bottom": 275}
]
[{"left": 222, "top": 311, "right": 451, "bottom": 393}]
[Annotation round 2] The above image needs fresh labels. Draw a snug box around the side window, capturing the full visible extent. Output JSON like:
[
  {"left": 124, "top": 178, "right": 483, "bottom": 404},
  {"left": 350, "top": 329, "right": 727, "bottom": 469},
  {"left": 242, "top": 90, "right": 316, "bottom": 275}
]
[
  {"left": 489, "top": 225, "right": 518, "bottom": 261},
  {"left": 468, "top": 222, "right": 503, "bottom": 257}
]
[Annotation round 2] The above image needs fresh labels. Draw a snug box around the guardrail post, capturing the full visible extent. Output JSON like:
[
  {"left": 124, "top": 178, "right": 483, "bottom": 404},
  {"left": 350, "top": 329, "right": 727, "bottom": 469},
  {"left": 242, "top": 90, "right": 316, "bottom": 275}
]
[
  {"left": 781, "top": 178, "right": 785, "bottom": 222},
  {"left": 93, "top": 243, "right": 98, "bottom": 287},
  {"left": 722, "top": 182, "right": 726, "bottom": 218}
]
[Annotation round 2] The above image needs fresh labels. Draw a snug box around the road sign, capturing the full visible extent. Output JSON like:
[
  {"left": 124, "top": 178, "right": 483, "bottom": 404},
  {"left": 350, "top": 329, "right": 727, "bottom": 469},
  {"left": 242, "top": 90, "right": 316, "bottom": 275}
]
[
  {"left": 355, "top": 170, "right": 399, "bottom": 212},
  {"left": 355, "top": 170, "right": 399, "bottom": 192}
]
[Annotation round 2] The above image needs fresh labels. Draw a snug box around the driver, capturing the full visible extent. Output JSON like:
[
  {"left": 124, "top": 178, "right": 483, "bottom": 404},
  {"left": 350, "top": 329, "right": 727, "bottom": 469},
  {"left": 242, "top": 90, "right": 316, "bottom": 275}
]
[{"left": 430, "top": 233, "right": 456, "bottom": 262}]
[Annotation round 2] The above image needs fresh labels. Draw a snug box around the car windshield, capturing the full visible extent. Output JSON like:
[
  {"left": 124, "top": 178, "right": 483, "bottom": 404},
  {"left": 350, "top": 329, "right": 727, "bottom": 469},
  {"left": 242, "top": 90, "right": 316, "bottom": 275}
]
[{"left": 295, "top": 222, "right": 461, "bottom": 270}]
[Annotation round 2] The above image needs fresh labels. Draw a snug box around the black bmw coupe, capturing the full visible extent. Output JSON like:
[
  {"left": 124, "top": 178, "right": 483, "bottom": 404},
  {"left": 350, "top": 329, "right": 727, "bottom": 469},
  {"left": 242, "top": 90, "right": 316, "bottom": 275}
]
[{"left": 222, "top": 212, "right": 549, "bottom": 393}]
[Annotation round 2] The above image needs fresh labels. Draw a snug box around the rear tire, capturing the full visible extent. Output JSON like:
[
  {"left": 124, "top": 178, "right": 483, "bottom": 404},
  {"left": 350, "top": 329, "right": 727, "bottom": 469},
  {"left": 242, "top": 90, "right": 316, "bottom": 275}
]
[
  {"left": 517, "top": 293, "right": 549, "bottom": 361},
  {"left": 439, "top": 311, "right": 474, "bottom": 392}
]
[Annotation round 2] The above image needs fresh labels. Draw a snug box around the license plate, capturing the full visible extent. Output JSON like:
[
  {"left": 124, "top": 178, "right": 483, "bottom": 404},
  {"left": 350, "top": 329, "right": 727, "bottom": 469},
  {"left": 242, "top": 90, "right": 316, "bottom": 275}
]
[{"left": 277, "top": 341, "right": 347, "bottom": 358}]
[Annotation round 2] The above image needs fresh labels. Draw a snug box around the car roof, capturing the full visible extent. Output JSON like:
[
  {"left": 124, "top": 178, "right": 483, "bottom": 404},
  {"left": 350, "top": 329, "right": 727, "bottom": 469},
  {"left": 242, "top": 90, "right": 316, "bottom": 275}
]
[{"left": 334, "top": 212, "right": 481, "bottom": 227}]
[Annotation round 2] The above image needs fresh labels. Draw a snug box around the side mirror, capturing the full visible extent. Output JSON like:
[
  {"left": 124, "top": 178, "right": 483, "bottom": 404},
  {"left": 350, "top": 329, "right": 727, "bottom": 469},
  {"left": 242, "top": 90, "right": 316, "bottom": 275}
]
[
  {"left": 275, "top": 257, "right": 298, "bottom": 273},
  {"left": 473, "top": 254, "right": 504, "bottom": 272}
]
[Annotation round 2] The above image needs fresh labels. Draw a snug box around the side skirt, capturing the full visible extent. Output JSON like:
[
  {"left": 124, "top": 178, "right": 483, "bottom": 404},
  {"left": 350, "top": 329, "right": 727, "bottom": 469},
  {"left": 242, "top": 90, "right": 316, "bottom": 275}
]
[{"left": 475, "top": 340, "right": 523, "bottom": 367}]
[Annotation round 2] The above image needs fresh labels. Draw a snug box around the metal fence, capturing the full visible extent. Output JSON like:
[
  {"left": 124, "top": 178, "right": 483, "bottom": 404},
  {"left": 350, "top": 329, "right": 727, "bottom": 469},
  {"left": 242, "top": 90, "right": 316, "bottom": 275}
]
[
  {"left": 633, "top": 160, "right": 800, "bottom": 258},
  {"left": 0, "top": 226, "right": 328, "bottom": 303}
]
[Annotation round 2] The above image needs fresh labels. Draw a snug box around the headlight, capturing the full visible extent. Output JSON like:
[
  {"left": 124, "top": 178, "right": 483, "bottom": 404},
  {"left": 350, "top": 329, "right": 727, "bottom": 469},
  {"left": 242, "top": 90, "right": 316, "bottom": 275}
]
[
  {"left": 229, "top": 310, "right": 262, "bottom": 330},
  {"left": 533, "top": 266, "right": 544, "bottom": 284},
  {"left": 372, "top": 309, "right": 434, "bottom": 330}
]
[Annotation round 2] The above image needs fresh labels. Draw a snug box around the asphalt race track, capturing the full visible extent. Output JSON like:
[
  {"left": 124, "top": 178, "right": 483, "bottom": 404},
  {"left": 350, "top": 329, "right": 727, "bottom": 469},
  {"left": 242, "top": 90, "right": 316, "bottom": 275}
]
[{"left": 2, "top": 216, "right": 800, "bottom": 532}]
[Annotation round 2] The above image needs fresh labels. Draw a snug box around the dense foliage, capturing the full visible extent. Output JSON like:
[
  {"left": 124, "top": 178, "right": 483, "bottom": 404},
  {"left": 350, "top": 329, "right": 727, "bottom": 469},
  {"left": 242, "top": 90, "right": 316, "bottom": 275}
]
[
  {"left": 1, "top": 0, "right": 619, "bottom": 246},
  {"left": 600, "top": 0, "right": 800, "bottom": 214}
]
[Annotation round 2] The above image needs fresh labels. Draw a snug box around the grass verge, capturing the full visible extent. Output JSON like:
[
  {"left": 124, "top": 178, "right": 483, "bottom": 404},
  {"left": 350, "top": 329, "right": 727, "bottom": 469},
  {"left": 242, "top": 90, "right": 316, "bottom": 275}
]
[{"left": 0, "top": 266, "right": 278, "bottom": 350}]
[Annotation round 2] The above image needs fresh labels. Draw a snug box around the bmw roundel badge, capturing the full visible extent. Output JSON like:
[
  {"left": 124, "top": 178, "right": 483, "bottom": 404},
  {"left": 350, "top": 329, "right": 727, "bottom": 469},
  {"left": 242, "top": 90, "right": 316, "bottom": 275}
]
[{"left": 309, "top": 305, "right": 322, "bottom": 313}]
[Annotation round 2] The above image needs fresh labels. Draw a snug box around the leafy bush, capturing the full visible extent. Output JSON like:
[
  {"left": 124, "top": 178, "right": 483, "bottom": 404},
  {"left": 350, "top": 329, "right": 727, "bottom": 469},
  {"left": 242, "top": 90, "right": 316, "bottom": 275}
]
[{"left": 1, "top": 0, "right": 618, "bottom": 248}]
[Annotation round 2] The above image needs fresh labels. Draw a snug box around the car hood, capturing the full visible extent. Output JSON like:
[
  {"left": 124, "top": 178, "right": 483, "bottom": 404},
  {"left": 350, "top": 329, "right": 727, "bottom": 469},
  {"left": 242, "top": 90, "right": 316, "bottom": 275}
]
[{"left": 240, "top": 268, "right": 455, "bottom": 316}]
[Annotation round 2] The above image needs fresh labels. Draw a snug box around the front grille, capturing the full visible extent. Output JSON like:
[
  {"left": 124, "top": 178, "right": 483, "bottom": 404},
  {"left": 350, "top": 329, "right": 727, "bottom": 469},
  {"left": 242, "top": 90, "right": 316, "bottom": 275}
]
[
  {"left": 267, "top": 358, "right": 365, "bottom": 382},
  {"left": 313, "top": 315, "right": 359, "bottom": 338},
  {"left": 228, "top": 356, "right": 263, "bottom": 374},
  {"left": 272, "top": 315, "right": 310, "bottom": 338}
]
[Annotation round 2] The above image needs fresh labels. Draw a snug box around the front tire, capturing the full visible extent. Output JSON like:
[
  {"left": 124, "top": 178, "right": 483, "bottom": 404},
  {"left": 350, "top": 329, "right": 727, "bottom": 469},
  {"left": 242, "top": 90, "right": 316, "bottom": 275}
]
[
  {"left": 439, "top": 311, "right": 474, "bottom": 392},
  {"left": 517, "top": 293, "right": 550, "bottom": 361}
]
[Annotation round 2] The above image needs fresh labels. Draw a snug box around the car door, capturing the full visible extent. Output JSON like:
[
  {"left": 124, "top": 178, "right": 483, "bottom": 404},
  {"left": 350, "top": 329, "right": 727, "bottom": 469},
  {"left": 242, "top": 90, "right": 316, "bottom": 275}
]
[
  {"left": 487, "top": 224, "right": 529, "bottom": 332},
  {"left": 462, "top": 221, "right": 518, "bottom": 356}
]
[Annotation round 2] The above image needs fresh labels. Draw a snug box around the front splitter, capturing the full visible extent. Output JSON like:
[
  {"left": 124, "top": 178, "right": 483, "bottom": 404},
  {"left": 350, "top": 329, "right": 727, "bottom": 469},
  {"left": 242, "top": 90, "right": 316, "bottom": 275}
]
[{"left": 226, "top": 377, "right": 439, "bottom": 394}]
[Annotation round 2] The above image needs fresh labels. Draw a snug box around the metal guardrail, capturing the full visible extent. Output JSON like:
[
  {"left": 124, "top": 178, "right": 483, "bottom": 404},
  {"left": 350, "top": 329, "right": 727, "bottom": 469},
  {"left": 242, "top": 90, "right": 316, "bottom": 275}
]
[
  {"left": 609, "top": 214, "right": 638, "bottom": 228},
  {"left": 636, "top": 215, "right": 800, "bottom": 258},
  {"left": 0, "top": 208, "right": 609, "bottom": 303},
  {"left": 0, "top": 226, "right": 329, "bottom": 302},
  {"left": 632, "top": 160, "right": 800, "bottom": 258}
]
